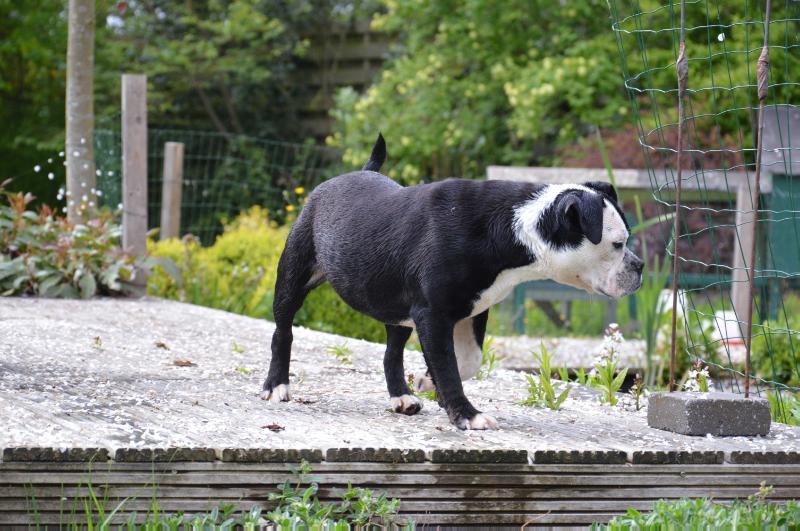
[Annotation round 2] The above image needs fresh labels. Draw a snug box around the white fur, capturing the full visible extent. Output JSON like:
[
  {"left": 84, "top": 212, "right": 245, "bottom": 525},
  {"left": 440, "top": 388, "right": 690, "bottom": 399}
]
[
  {"left": 390, "top": 394, "right": 423, "bottom": 414},
  {"left": 513, "top": 185, "right": 630, "bottom": 298},
  {"left": 261, "top": 383, "right": 291, "bottom": 402},
  {"left": 453, "top": 317, "right": 482, "bottom": 380},
  {"left": 462, "top": 412, "right": 498, "bottom": 430},
  {"left": 413, "top": 371, "right": 435, "bottom": 391}
]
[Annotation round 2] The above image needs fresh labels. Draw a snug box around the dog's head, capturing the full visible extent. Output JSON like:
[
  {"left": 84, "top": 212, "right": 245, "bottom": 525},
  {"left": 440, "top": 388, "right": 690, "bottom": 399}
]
[{"left": 514, "top": 181, "right": 644, "bottom": 299}]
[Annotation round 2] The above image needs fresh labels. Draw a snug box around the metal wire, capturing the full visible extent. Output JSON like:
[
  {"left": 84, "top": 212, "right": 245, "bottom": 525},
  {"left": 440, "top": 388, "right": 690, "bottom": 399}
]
[
  {"left": 95, "top": 128, "right": 342, "bottom": 245},
  {"left": 611, "top": 0, "right": 800, "bottom": 416}
]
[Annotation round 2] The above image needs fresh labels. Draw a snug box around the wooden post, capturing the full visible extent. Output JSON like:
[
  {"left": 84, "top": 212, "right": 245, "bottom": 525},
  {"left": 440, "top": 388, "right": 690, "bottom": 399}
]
[
  {"left": 731, "top": 185, "right": 756, "bottom": 339},
  {"left": 65, "top": 0, "right": 96, "bottom": 222},
  {"left": 160, "top": 142, "right": 184, "bottom": 240},
  {"left": 121, "top": 74, "right": 148, "bottom": 287}
]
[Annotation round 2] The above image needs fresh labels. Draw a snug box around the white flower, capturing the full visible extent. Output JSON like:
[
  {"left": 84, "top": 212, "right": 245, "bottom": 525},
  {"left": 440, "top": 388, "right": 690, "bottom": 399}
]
[
  {"left": 47, "top": 158, "right": 53, "bottom": 163},
  {"left": 33, "top": 165, "right": 41, "bottom": 172},
  {"left": 58, "top": 151, "right": 65, "bottom": 157},
  {"left": 73, "top": 150, "right": 79, "bottom": 157},
  {"left": 96, "top": 190, "right": 103, "bottom": 197},
  {"left": 47, "top": 172, "right": 55, "bottom": 180}
]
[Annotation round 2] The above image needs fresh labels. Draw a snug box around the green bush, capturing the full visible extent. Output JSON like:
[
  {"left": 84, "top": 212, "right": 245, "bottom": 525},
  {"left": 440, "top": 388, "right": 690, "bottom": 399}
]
[
  {"left": 752, "top": 317, "right": 800, "bottom": 389},
  {"left": 0, "top": 183, "right": 135, "bottom": 298},
  {"left": 594, "top": 488, "right": 800, "bottom": 530},
  {"left": 328, "top": 1, "right": 627, "bottom": 182},
  {"left": 148, "top": 207, "right": 386, "bottom": 343}
]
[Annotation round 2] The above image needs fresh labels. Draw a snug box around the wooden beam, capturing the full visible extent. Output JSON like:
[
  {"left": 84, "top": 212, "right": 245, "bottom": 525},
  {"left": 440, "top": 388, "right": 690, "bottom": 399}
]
[
  {"left": 159, "top": 142, "right": 184, "bottom": 240},
  {"left": 731, "top": 185, "right": 757, "bottom": 337},
  {"left": 121, "top": 74, "right": 148, "bottom": 287},
  {"left": 65, "top": 0, "right": 96, "bottom": 222}
]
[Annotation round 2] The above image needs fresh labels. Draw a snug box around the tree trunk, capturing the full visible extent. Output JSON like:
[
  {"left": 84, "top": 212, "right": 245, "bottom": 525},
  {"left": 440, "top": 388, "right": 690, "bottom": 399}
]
[{"left": 66, "top": 0, "right": 96, "bottom": 222}]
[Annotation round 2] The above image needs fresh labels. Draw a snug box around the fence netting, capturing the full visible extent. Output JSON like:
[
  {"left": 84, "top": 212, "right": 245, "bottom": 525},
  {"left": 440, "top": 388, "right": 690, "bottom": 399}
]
[
  {"left": 610, "top": 0, "right": 800, "bottom": 417},
  {"left": 95, "top": 128, "right": 342, "bottom": 245}
]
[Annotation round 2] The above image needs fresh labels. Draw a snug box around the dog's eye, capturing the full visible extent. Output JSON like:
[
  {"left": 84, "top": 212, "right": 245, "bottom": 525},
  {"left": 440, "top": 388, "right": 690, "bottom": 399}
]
[{"left": 613, "top": 242, "right": 624, "bottom": 250}]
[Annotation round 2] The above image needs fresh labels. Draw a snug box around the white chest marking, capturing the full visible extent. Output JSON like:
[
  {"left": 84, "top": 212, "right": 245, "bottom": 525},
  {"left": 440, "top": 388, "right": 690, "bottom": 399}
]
[{"left": 468, "top": 263, "right": 546, "bottom": 317}]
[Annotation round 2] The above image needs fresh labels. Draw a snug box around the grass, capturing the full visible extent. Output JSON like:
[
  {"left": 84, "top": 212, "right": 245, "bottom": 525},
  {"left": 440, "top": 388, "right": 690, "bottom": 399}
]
[
  {"left": 517, "top": 343, "right": 571, "bottom": 410},
  {"left": 27, "top": 461, "right": 412, "bottom": 529},
  {"left": 326, "top": 342, "right": 353, "bottom": 365},
  {"left": 592, "top": 354, "right": 628, "bottom": 406},
  {"left": 476, "top": 335, "right": 499, "bottom": 380}
]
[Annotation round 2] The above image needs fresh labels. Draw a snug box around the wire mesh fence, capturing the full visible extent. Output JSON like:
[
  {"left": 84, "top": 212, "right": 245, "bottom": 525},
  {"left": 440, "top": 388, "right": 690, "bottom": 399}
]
[
  {"left": 95, "top": 128, "right": 343, "bottom": 245},
  {"left": 610, "top": 0, "right": 800, "bottom": 416}
]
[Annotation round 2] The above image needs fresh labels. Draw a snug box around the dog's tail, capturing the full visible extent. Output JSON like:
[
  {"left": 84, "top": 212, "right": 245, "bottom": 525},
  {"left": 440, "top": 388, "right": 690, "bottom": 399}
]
[{"left": 362, "top": 133, "right": 386, "bottom": 172}]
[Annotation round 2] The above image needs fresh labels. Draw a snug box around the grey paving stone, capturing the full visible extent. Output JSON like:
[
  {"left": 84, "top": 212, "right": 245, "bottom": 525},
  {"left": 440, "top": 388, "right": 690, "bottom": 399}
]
[
  {"left": 326, "top": 448, "right": 425, "bottom": 463},
  {"left": 430, "top": 449, "right": 527, "bottom": 463},
  {"left": 533, "top": 450, "right": 627, "bottom": 464},
  {"left": 632, "top": 450, "right": 723, "bottom": 465},
  {"left": 2, "top": 447, "right": 109, "bottom": 462},
  {"left": 647, "top": 392, "right": 771, "bottom": 436},
  {"left": 114, "top": 447, "right": 216, "bottom": 462},
  {"left": 221, "top": 448, "right": 323, "bottom": 463},
  {"left": 728, "top": 451, "right": 800, "bottom": 464}
]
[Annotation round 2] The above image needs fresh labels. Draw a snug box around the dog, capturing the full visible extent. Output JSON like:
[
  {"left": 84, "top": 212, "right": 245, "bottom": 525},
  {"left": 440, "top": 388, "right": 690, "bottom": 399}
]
[{"left": 262, "top": 134, "right": 643, "bottom": 430}]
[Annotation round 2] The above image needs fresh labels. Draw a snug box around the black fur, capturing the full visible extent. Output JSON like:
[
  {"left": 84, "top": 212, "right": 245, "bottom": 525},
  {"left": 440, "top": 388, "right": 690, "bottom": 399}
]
[
  {"left": 362, "top": 133, "right": 386, "bottom": 172},
  {"left": 263, "top": 134, "right": 629, "bottom": 429}
]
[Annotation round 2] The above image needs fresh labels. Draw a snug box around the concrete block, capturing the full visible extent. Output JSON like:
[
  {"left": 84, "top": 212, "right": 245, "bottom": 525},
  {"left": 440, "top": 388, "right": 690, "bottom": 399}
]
[{"left": 648, "top": 392, "right": 770, "bottom": 436}]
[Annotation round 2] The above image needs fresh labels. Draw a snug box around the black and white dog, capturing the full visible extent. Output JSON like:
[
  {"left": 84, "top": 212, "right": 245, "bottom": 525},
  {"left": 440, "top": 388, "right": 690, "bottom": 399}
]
[{"left": 262, "top": 134, "right": 643, "bottom": 430}]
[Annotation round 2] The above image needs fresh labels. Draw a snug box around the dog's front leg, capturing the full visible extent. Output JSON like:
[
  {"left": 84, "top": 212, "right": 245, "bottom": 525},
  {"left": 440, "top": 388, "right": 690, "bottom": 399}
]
[{"left": 412, "top": 308, "right": 498, "bottom": 430}]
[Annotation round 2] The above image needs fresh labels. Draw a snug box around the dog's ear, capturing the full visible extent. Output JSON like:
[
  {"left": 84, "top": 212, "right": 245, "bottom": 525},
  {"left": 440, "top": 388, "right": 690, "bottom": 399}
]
[
  {"left": 562, "top": 191, "right": 604, "bottom": 245},
  {"left": 583, "top": 181, "right": 618, "bottom": 203}
]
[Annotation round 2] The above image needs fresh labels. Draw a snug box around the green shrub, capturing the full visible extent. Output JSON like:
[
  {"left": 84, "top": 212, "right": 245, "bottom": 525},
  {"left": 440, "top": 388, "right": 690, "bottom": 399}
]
[
  {"left": 752, "top": 316, "right": 800, "bottom": 389},
  {"left": 594, "top": 486, "right": 800, "bottom": 530},
  {"left": 148, "top": 207, "right": 386, "bottom": 343},
  {"left": 0, "top": 183, "right": 135, "bottom": 298}
]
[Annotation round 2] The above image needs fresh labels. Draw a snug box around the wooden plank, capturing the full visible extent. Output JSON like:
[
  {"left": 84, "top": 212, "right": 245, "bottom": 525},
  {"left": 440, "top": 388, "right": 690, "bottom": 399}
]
[
  {"left": 5, "top": 485, "right": 797, "bottom": 501},
  {"left": 159, "top": 141, "right": 184, "bottom": 240},
  {"left": 487, "top": 166, "right": 773, "bottom": 194},
  {"left": 3, "top": 471, "right": 798, "bottom": 487},
  {"left": 5, "top": 460, "right": 800, "bottom": 474},
  {"left": 121, "top": 74, "right": 148, "bottom": 287},
  {"left": 730, "top": 184, "right": 757, "bottom": 338}
]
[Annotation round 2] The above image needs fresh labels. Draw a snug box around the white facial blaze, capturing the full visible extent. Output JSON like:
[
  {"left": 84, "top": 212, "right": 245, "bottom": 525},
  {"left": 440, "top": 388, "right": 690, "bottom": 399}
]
[{"left": 513, "top": 185, "right": 632, "bottom": 298}]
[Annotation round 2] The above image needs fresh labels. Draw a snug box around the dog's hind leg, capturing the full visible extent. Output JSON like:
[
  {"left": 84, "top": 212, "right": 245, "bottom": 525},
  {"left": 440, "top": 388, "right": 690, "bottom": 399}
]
[
  {"left": 414, "top": 309, "right": 490, "bottom": 389},
  {"left": 262, "top": 217, "right": 319, "bottom": 403},
  {"left": 384, "top": 324, "right": 422, "bottom": 415}
]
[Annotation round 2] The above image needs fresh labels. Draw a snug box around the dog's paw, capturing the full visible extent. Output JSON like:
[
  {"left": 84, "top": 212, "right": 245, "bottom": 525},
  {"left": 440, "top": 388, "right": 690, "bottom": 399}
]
[
  {"left": 390, "top": 394, "right": 423, "bottom": 415},
  {"left": 456, "top": 412, "right": 498, "bottom": 430},
  {"left": 413, "top": 371, "right": 436, "bottom": 392},
  {"left": 261, "top": 383, "right": 291, "bottom": 403}
]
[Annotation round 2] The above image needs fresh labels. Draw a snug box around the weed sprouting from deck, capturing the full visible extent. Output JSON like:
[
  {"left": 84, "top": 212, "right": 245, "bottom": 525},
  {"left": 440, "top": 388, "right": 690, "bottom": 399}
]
[
  {"left": 326, "top": 342, "right": 353, "bottom": 365},
  {"left": 517, "top": 343, "right": 571, "bottom": 410},
  {"left": 476, "top": 335, "right": 499, "bottom": 380}
]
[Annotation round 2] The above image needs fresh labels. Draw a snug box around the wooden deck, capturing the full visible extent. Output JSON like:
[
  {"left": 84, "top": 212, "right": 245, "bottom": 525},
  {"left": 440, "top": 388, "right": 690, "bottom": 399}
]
[{"left": 2, "top": 297, "right": 800, "bottom": 527}]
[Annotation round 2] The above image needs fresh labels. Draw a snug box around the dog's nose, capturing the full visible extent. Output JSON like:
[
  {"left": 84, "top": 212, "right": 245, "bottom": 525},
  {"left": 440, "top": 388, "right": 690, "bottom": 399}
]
[{"left": 634, "top": 257, "right": 644, "bottom": 275}]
